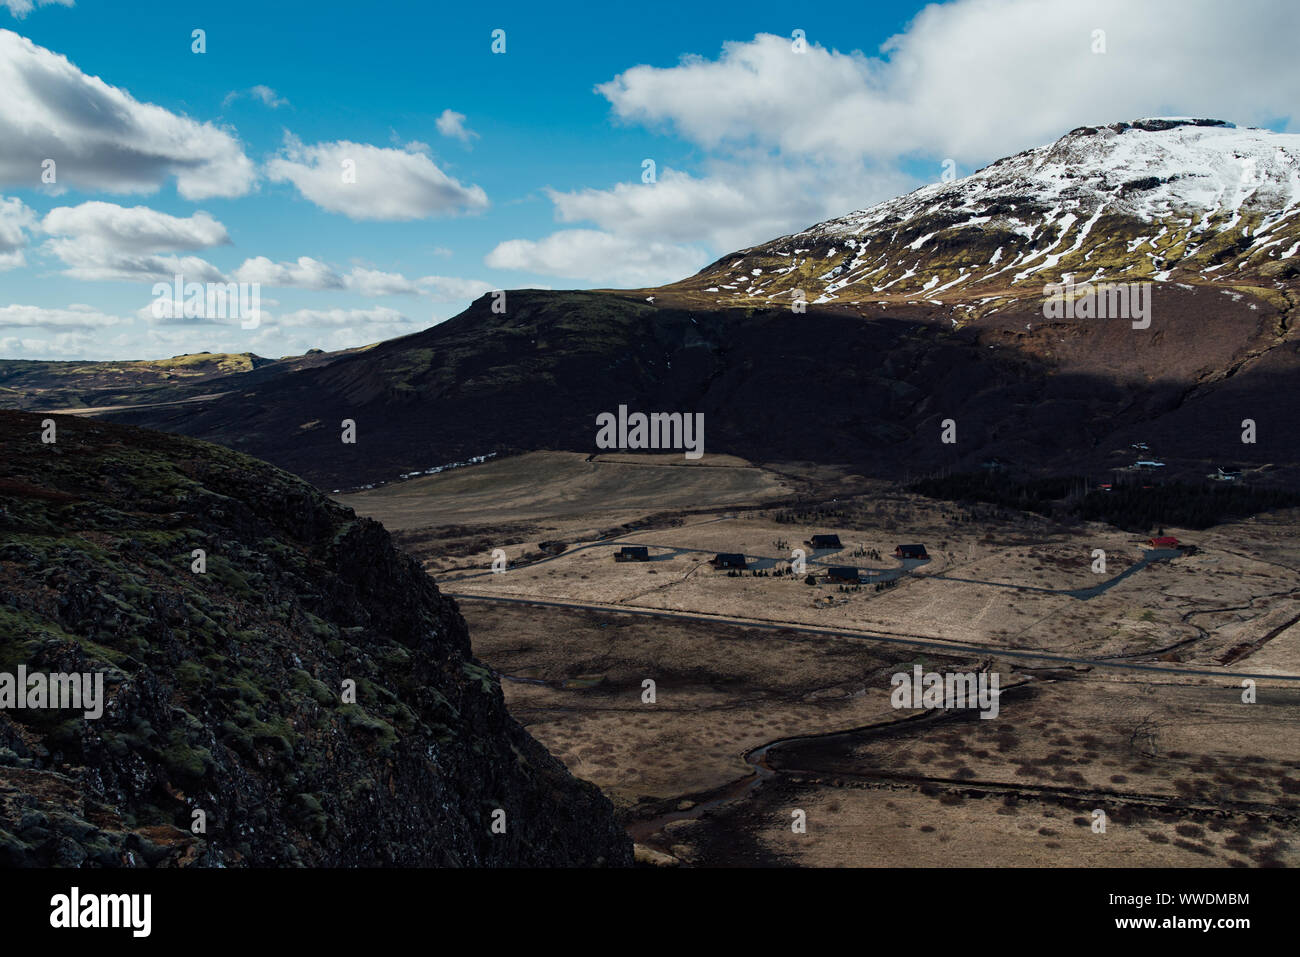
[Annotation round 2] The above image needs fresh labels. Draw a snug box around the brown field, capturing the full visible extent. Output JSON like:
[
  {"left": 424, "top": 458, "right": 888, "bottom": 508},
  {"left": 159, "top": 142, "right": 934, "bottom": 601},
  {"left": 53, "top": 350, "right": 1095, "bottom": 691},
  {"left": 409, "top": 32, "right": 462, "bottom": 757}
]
[
  {"left": 340, "top": 452, "right": 1300, "bottom": 866},
  {"left": 336, "top": 450, "right": 794, "bottom": 531}
]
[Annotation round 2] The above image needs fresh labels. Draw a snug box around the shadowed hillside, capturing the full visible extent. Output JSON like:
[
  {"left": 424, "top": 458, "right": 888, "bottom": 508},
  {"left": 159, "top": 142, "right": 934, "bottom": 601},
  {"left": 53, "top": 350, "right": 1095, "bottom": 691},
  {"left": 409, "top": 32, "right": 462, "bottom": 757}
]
[
  {"left": 0, "top": 410, "right": 631, "bottom": 867},
  {"left": 102, "top": 283, "right": 1300, "bottom": 493}
]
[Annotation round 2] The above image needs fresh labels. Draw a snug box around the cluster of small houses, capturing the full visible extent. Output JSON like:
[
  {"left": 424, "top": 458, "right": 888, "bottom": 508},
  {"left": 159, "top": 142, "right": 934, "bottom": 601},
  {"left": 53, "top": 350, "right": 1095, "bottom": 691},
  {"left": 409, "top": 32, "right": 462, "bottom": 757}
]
[{"left": 614, "top": 534, "right": 930, "bottom": 584}]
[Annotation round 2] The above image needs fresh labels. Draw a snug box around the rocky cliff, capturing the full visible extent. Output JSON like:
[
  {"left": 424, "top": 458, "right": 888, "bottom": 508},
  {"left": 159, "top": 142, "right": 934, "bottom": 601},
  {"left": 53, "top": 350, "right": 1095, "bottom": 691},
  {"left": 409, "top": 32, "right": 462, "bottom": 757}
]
[{"left": 0, "top": 410, "right": 631, "bottom": 866}]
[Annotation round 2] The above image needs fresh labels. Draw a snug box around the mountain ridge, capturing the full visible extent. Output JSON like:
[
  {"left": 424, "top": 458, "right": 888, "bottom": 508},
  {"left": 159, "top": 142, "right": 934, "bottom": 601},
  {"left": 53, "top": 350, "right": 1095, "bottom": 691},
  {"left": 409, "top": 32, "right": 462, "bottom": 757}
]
[
  {"left": 98, "top": 282, "right": 1300, "bottom": 492},
  {"left": 5, "top": 118, "right": 1300, "bottom": 494},
  {"left": 662, "top": 118, "right": 1300, "bottom": 310}
]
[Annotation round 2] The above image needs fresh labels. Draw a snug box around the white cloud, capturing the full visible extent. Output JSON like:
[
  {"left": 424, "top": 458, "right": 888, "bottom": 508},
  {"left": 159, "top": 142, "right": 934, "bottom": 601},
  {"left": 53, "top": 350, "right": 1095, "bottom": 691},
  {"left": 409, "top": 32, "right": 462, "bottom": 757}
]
[
  {"left": 435, "top": 109, "right": 478, "bottom": 145},
  {"left": 0, "top": 303, "right": 122, "bottom": 328},
  {"left": 42, "top": 245, "right": 224, "bottom": 282},
  {"left": 232, "top": 257, "right": 494, "bottom": 301},
  {"left": 1, "top": 0, "right": 73, "bottom": 19},
  {"left": 40, "top": 202, "right": 229, "bottom": 282},
  {"left": 506, "top": 1, "right": 1300, "bottom": 282},
  {"left": 486, "top": 229, "right": 708, "bottom": 286},
  {"left": 0, "top": 331, "right": 103, "bottom": 358},
  {"left": 597, "top": 6, "right": 1300, "bottom": 167},
  {"left": 0, "top": 195, "right": 35, "bottom": 269},
  {"left": 223, "top": 84, "right": 289, "bottom": 109},
  {"left": 417, "top": 275, "right": 495, "bottom": 302},
  {"left": 547, "top": 162, "right": 912, "bottom": 252},
  {"left": 0, "top": 29, "right": 255, "bottom": 198},
  {"left": 42, "top": 202, "right": 230, "bottom": 252},
  {"left": 274, "top": 305, "right": 412, "bottom": 328},
  {"left": 265, "top": 136, "right": 488, "bottom": 220},
  {"left": 344, "top": 267, "right": 420, "bottom": 296},
  {"left": 233, "top": 255, "right": 344, "bottom": 290}
]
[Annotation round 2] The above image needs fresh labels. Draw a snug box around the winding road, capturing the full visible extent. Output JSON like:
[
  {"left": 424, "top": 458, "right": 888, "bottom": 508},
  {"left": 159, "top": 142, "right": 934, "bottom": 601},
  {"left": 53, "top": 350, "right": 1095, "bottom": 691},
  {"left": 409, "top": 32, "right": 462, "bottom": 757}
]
[{"left": 449, "top": 592, "right": 1300, "bottom": 682}]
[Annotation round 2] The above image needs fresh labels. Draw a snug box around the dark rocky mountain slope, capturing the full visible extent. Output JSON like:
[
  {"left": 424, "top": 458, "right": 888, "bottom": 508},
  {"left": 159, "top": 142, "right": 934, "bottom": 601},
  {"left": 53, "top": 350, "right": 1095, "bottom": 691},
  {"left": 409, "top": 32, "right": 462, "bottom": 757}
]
[
  {"left": 104, "top": 283, "right": 1300, "bottom": 492},
  {"left": 0, "top": 410, "right": 631, "bottom": 866}
]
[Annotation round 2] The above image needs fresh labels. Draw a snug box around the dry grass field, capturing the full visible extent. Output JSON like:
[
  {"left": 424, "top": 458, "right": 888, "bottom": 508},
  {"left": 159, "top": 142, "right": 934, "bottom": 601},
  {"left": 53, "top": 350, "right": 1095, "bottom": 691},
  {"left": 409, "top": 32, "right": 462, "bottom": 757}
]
[
  {"left": 339, "top": 452, "right": 1300, "bottom": 867},
  {"left": 338, "top": 450, "right": 793, "bottom": 531}
]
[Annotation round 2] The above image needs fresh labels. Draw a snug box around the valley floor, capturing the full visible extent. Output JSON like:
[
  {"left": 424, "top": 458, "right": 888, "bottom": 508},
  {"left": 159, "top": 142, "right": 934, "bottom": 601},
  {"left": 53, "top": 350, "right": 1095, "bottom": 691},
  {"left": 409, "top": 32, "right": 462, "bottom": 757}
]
[{"left": 339, "top": 451, "right": 1300, "bottom": 867}]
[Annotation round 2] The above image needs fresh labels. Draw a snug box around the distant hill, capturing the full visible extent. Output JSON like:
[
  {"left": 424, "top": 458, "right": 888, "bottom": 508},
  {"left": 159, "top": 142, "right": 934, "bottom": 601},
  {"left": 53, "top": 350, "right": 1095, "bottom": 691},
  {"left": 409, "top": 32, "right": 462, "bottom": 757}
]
[
  {"left": 0, "top": 349, "right": 369, "bottom": 414},
  {"left": 0, "top": 410, "right": 630, "bottom": 866}
]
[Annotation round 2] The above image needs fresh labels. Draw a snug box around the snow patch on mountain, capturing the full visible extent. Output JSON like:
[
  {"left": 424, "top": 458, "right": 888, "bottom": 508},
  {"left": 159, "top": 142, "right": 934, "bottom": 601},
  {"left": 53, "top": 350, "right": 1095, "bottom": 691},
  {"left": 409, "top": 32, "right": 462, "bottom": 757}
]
[
  {"left": 674, "top": 119, "right": 1300, "bottom": 308},
  {"left": 813, "top": 120, "right": 1300, "bottom": 241}
]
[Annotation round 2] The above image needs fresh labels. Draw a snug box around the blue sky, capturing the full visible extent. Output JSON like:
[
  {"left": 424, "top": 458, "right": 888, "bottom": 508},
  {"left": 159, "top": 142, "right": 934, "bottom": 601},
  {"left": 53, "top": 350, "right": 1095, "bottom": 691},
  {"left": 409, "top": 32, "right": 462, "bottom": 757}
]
[{"left": 0, "top": 0, "right": 1297, "bottom": 360}]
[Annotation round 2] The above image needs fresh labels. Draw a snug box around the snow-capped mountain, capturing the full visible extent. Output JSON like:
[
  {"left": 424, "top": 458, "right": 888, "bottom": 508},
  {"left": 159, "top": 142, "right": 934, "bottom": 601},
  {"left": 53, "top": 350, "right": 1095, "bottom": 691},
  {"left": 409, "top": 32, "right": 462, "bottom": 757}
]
[{"left": 669, "top": 119, "right": 1300, "bottom": 309}]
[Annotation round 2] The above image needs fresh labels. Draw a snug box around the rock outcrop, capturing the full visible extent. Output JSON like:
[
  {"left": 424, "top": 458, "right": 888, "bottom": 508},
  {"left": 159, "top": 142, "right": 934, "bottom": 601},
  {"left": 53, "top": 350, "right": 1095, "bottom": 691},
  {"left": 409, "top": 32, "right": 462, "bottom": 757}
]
[{"left": 0, "top": 410, "right": 631, "bottom": 866}]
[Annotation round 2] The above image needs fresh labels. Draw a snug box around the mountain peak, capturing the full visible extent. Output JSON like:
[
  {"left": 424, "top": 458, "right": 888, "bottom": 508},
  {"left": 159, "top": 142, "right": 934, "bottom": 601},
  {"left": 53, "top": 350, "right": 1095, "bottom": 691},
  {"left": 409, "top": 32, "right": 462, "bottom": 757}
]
[
  {"left": 668, "top": 119, "right": 1300, "bottom": 308},
  {"left": 1092, "top": 117, "right": 1235, "bottom": 133}
]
